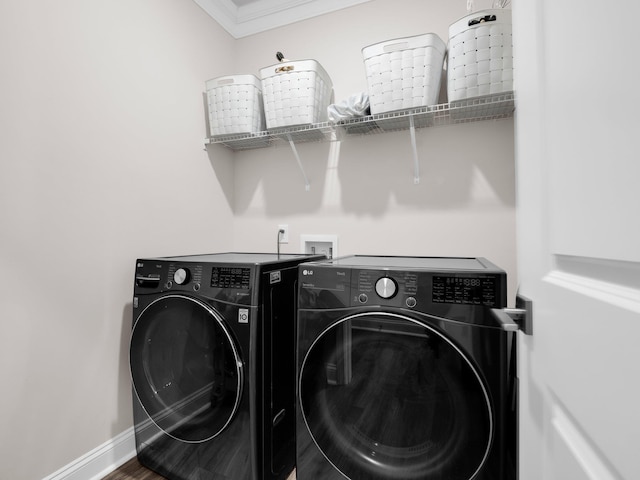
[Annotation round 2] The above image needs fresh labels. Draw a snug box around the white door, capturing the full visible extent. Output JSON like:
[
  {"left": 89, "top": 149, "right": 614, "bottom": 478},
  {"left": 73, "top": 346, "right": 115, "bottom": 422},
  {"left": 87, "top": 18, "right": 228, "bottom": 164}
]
[{"left": 513, "top": 1, "right": 640, "bottom": 479}]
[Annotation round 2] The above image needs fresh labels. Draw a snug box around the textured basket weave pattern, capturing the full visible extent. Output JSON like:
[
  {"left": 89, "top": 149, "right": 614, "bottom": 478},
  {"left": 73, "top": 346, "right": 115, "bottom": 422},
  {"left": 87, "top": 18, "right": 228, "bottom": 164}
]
[
  {"left": 448, "top": 11, "right": 513, "bottom": 101},
  {"left": 261, "top": 63, "right": 332, "bottom": 129},
  {"left": 207, "top": 76, "right": 265, "bottom": 137},
  {"left": 365, "top": 47, "right": 445, "bottom": 114}
]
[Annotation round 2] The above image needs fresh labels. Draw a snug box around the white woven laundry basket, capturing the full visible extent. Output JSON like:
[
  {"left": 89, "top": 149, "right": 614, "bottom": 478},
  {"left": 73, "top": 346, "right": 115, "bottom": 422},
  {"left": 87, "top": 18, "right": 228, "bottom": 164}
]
[
  {"left": 447, "top": 9, "right": 513, "bottom": 102},
  {"left": 362, "top": 33, "right": 446, "bottom": 114},
  {"left": 206, "top": 75, "right": 265, "bottom": 137},
  {"left": 260, "top": 60, "right": 333, "bottom": 129}
]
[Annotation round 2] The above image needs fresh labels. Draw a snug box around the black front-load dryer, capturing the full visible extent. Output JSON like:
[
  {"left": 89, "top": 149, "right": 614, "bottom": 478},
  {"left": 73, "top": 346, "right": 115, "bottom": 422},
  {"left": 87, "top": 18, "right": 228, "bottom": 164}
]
[
  {"left": 130, "top": 252, "right": 324, "bottom": 480},
  {"left": 296, "top": 256, "right": 517, "bottom": 480}
]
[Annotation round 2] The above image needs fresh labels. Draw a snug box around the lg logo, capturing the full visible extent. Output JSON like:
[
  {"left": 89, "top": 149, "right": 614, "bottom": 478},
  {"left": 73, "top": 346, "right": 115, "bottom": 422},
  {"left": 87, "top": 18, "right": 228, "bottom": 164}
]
[{"left": 302, "top": 269, "right": 314, "bottom": 276}]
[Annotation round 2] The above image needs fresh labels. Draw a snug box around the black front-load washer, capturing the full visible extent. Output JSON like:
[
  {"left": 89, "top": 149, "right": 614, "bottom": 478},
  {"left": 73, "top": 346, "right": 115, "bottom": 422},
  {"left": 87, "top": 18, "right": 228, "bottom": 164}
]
[
  {"left": 296, "top": 255, "right": 517, "bottom": 480},
  {"left": 130, "top": 252, "right": 324, "bottom": 480}
]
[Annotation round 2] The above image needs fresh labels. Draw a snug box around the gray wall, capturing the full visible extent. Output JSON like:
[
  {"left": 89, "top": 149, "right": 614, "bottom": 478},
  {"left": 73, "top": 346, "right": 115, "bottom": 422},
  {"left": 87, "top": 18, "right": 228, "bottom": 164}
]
[
  {"left": 0, "top": 1, "right": 235, "bottom": 479},
  {"left": 0, "top": 0, "right": 515, "bottom": 478},
  {"left": 228, "top": 0, "right": 516, "bottom": 297}
]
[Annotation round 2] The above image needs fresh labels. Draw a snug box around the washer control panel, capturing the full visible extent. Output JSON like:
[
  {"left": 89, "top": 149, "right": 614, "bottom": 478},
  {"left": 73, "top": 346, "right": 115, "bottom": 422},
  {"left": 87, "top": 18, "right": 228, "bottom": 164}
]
[
  {"left": 167, "top": 263, "right": 203, "bottom": 290},
  {"left": 353, "top": 269, "right": 503, "bottom": 308},
  {"left": 133, "top": 257, "right": 267, "bottom": 308},
  {"left": 432, "top": 275, "right": 499, "bottom": 306},
  {"left": 134, "top": 260, "right": 254, "bottom": 303},
  {"left": 353, "top": 269, "right": 419, "bottom": 308},
  {"left": 298, "top": 261, "right": 506, "bottom": 310},
  {"left": 210, "top": 267, "right": 251, "bottom": 290}
]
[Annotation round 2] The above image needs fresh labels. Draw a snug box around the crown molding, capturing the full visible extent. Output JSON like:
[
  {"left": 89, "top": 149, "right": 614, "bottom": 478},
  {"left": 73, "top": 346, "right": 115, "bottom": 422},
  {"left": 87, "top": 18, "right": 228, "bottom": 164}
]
[{"left": 193, "top": 0, "right": 373, "bottom": 38}]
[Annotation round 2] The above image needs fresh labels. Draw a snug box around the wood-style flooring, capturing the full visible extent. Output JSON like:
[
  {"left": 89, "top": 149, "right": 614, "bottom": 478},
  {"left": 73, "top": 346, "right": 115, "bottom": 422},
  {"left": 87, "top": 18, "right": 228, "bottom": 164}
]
[
  {"left": 101, "top": 457, "right": 296, "bottom": 480},
  {"left": 101, "top": 457, "right": 165, "bottom": 480}
]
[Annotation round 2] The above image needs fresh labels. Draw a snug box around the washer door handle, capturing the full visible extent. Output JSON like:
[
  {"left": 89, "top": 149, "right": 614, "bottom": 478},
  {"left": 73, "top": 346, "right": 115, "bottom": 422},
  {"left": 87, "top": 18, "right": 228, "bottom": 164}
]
[{"left": 491, "top": 294, "right": 533, "bottom": 334}]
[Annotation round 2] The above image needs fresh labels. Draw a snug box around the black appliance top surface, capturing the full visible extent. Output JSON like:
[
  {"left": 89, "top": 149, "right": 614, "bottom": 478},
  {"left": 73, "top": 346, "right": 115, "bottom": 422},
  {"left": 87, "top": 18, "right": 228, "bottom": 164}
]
[
  {"left": 143, "top": 252, "right": 319, "bottom": 265},
  {"left": 314, "top": 255, "right": 503, "bottom": 272}
]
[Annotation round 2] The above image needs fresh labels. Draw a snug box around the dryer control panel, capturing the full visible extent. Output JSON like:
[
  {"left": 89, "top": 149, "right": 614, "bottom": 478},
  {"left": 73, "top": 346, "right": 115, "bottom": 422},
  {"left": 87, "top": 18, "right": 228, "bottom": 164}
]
[
  {"left": 298, "top": 256, "right": 507, "bottom": 310},
  {"left": 432, "top": 275, "right": 500, "bottom": 306},
  {"left": 353, "top": 270, "right": 503, "bottom": 308},
  {"left": 353, "top": 269, "right": 419, "bottom": 308}
]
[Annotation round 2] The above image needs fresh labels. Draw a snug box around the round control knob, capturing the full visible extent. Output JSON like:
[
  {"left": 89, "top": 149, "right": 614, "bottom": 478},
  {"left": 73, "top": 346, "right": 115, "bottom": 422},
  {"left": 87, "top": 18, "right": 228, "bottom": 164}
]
[
  {"left": 173, "top": 268, "right": 190, "bottom": 285},
  {"left": 375, "top": 277, "right": 397, "bottom": 299}
]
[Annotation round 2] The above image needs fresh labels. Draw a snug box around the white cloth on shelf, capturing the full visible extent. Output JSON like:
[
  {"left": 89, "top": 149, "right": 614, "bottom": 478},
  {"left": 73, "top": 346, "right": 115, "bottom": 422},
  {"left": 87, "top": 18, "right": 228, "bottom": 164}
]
[{"left": 327, "top": 92, "right": 370, "bottom": 123}]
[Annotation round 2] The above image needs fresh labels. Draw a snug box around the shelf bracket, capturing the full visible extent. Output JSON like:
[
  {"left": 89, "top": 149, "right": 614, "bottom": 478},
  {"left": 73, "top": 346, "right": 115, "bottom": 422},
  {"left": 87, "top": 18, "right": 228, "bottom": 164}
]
[
  {"left": 287, "top": 135, "right": 310, "bottom": 191},
  {"left": 409, "top": 115, "right": 420, "bottom": 184}
]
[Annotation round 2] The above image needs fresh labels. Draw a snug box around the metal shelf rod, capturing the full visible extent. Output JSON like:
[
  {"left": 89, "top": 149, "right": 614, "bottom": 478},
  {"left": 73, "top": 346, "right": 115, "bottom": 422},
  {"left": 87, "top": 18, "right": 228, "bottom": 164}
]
[
  {"left": 409, "top": 115, "right": 420, "bottom": 185},
  {"left": 287, "top": 135, "right": 311, "bottom": 191}
]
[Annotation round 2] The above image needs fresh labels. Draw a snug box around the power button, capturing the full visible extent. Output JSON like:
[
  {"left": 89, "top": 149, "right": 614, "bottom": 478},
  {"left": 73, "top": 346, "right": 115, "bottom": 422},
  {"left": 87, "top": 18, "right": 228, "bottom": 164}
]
[{"left": 406, "top": 297, "right": 417, "bottom": 308}]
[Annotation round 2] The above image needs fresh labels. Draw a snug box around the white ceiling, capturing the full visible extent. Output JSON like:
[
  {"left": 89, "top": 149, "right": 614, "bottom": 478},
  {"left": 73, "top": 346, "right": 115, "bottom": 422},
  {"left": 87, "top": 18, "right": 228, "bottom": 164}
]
[{"left": 192, "top": 0, "right": 373, "bottom": 38}]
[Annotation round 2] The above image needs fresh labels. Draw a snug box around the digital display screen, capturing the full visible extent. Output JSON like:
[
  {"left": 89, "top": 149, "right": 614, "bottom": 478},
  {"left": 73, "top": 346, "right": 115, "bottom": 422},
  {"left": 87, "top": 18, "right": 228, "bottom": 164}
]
[
  {"left": 432, "top": 275, "right": 498, "bottom": 306},
  {"left": 211, "top": 267, "right": 251, "bottom": 289}
]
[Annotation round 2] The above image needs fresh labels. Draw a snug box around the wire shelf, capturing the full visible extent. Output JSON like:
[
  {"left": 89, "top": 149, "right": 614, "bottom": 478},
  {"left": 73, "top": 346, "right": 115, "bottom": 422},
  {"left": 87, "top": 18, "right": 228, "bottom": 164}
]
[{"left": 205, "top": 91, "right": 514, "bottom": 150}]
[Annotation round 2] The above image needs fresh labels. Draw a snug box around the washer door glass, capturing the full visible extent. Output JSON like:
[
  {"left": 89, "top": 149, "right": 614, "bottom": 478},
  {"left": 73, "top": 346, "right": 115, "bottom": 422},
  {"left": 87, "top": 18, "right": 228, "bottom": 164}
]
[
  {"left": 299, "top": 312, "right": 492, "bottom": 480},
  {"left": 130, "top": 295, "right": 243, "bottom": 443}
]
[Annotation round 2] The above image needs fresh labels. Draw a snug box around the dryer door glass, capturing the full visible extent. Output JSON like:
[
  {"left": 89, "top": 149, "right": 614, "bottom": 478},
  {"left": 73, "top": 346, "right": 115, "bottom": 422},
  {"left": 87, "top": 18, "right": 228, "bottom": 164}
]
[
  {"left": 299, "top": 312, "right": 492, "bottom": 480},
  {"left": 130, "top": 294, "right": 243, "bottom": 443}
]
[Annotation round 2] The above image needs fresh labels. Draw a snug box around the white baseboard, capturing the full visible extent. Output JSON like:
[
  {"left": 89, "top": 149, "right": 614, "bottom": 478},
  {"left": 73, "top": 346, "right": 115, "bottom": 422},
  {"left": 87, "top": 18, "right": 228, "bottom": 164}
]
[{"left": 42, "top": 427, "right": 137, "bottom": 480}]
